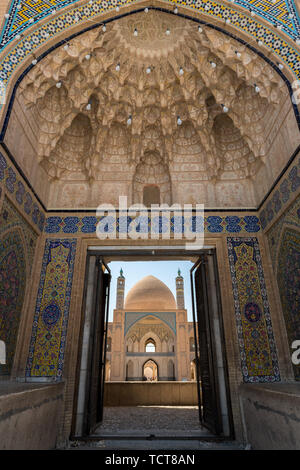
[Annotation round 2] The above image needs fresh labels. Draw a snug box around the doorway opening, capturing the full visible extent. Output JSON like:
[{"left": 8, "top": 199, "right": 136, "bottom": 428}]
[
  {"left": 143, "top": 359, "right": 158, "bottom": 381},
  {"left": 71, "top": 249, "right": 234, "bottom": 441}
]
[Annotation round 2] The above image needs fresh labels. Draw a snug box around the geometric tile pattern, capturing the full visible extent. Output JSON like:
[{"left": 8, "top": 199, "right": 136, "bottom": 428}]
[
  {"left": 44, "top": 214, "right": 261, "bottom": 234},
  {"left": 260, "top": 155, "right": 300, "bottom": 231},
  {"left": 0, "top": 0, "right": 299, "bottom": 50},
  {"left": 25, "top": 238, "right": 76, "bottom": 379},
  {"left": 0, "top": 0, "right": 300, "bottom": 117},
  {"left": 227, "top": 236, "right": 281, "bottom": 382}
]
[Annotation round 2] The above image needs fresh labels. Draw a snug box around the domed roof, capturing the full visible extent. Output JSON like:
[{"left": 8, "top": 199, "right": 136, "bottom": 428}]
[{"left": 124, "top": 275, "right": 177, "bottom": 310}]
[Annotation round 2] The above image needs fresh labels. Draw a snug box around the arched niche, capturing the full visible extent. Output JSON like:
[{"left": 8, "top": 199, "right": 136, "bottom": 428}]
[
  {"left": 126, "top": 359, "right": 134, "bottom": 381},
  {"left": 143, "top": 185, "right": 160, "bottom": 206},
  {"left": 167, "top": 359, "right": 175, "bottom": 380}
]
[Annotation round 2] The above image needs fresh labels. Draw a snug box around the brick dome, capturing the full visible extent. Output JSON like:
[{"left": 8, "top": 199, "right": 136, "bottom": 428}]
[{"left": 124, "top": 275, "right": 177, "bottom": 310}]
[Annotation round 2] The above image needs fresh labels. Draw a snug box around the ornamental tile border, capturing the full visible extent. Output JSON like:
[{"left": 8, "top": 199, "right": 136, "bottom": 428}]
[
  {"left": 43, "top": 213, "right": 261, "bottom": 234},
  {"left": 227, "top": 236, "right": 281, "bottom": 382},
  {"left": 0, "top": 0, "right": 300, "bottom": 112},
  {"left": 0, "top": 0, "right": 299, "bottom": 49},
  {"left": 25, "top": 237, "right": 77, "bottom": 379}
]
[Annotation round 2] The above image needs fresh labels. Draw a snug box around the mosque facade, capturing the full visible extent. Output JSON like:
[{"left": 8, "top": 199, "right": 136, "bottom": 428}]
[{"left": 106, "top": 271, "right": 196, "bottom": 382}]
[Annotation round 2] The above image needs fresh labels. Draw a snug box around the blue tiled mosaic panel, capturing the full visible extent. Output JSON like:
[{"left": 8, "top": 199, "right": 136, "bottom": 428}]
[
  {"left": 260, "top": 156, "right": 300, "bottom": 230},
  {"left": 0, "top": 151, "right": 45, "bottom": 232},
  {"left": 0, "top": 0, "right": 299, "bottom": 50},
  {"left": 44, "top": 214, "right": 261, "bottom": 234}
]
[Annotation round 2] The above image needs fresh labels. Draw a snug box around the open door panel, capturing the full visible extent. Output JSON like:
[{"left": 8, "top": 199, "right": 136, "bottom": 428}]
[
  {"left": 84, "top": 257, "right": 111, "bottom": 435},
  {"left": 190, "top": 254, "right": 223, "bottom": 435}
]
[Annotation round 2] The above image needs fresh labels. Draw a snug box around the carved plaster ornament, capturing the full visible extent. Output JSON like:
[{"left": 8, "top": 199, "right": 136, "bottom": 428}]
[{"left": 18, "top": 10, "right": 286, "bottom": 185}]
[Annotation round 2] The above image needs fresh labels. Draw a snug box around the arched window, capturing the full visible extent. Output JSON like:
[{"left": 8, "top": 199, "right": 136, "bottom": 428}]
[
  {"left": 0, "top": 341, "right": 6, "bottom": 365},
  {"left": 107, "top": 337, "right": 112, "bottom": 352},
  {"left": 145, "top": 338, "right": 156, "bottom": 353}
]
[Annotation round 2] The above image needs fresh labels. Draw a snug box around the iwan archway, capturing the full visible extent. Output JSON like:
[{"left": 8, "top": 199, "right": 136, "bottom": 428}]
[{"left": 0, "top": 0, "right": 299, "bottom": 451}]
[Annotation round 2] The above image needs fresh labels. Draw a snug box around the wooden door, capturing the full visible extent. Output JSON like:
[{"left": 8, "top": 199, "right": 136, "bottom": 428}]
[
  {"left": 84, "top": 257, "right": 111, "bottom": 435},
  {"left": 190, "top": 254, "right": 222, "bottom": 435}
]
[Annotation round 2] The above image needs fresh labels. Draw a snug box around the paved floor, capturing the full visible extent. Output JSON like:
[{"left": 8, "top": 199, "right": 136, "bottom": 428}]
[
  {"left": 69, "top": 439, "right": 244, "bottom": 450},
  {"left": 67, "top": 406, "right": 244, "bottom": 450},
  {"left": 94, "top": 406, "right": 209, "bottom": 437}
]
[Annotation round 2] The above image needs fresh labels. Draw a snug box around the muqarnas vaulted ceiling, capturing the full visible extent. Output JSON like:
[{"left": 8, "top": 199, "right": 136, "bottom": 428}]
[{"left": 5, "top": 10, "right": 300, "bottom": 209}]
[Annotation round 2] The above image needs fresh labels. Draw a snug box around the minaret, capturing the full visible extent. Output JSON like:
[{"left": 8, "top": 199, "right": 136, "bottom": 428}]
[
  {"left": 116, "top": 268, "right": 125, "bottom": 309},
  {"left": 176, "top": 268, "right": 185, "bottom": 309}
]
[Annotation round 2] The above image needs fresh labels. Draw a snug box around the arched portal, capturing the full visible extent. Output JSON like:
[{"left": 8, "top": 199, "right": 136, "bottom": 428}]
[
  {"left": 2, "top": 2, "right": 296, "bottom": 448},
  {"left": 143, "top": 359, "right": 158, "bottom": 382}
]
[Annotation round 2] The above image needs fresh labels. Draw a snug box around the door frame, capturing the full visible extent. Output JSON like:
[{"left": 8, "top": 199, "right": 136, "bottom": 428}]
[{"left": 70, "top": 246, "right": 234, "bottom": 438}]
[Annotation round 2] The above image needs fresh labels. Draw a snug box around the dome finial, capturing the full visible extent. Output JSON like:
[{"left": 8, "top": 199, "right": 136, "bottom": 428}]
[
  {"left": 178, "top": 268, "right": 181, "bottom": 277},
  {"left": 120, "top": 268, "right": 124, "bottom": 277}
]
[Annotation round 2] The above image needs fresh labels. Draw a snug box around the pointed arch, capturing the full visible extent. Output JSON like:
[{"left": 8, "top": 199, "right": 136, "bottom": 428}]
[{"left": 143, "top": 359, "right": 159, "bottom": 381}]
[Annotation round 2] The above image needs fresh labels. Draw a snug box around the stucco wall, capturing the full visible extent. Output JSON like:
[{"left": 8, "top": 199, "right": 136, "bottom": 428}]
[
  {"left": 240, "top": 383, "right": 300, "bottom": 450},
  {"left": 104, "top": 381, "right": 198, "bottom": 406},
  {"left": 0, "top": 382, "right": 64, "bottom": 450}
]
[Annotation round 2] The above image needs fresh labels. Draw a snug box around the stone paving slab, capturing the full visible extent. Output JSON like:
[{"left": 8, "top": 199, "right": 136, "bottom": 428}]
[{"left": 94, "top": 406, "right": 205, "bottom": 436}]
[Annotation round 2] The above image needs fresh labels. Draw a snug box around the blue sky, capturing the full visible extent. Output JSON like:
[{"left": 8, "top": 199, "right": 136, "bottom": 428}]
[{"left": 107, "top": 260, "right": 194, "bottom": 321}]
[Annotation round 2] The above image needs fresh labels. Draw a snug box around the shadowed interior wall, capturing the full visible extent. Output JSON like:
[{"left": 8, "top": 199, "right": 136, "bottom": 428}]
[
  {"left": 0, "top": 382, "right": 64, "bottom": 450},
  {"left": 0, "top": 196, "right": 38, "bottom": 375},
  {"left": 240, "top": 383, "right": 300, "bottom": 450},
  {"left": 266, "top": 193, "right": 300, "bottom": 381}
]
